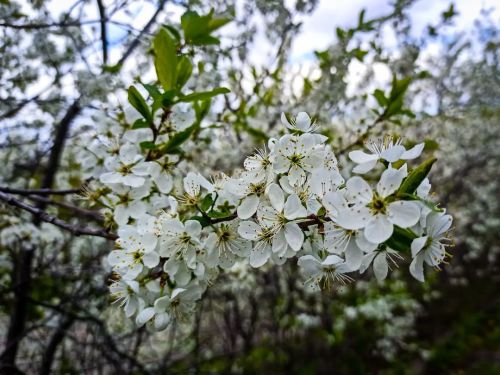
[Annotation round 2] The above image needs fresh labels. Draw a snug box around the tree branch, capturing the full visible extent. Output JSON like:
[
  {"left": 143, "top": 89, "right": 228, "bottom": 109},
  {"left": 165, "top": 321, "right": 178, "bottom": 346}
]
[
  {"left": 96, "top": 0, "right": 108, "bottom": 65},
  {"left": 0, "top": 191, "right": 116, "bottom": 240},
  {"left": 116, "top": 0, "right": 168, "bottom": 67},
  {"left": 0, "top": 186, "right": 82, "bottom": 196}
]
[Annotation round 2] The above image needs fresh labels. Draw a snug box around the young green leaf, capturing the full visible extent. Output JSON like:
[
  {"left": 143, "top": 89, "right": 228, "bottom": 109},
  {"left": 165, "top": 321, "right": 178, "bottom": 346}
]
[
  {"left": 128, "top": 86, "right": 152, "bottom": 123},
  {"left": 162, "top": 125, "right": 196, "bottom": 154},
  {"left": 398, "top": 157, "right": 437, "bottom": 195},
  {"left": 176, "top": 56, "right": 193, "bottom": 89},
  {"left": 153, "top": 28, "right": 178, "bottom": 91},
  {"left": 177, "top": 87, "right": 230, "bottom": 103},
  {"left": 200, "top": 194, "right": 214, "bottom": 212}
]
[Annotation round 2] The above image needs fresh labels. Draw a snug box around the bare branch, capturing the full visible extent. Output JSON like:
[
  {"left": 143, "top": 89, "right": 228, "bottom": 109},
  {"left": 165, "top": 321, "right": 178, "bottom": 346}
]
[
  {"left": 0, "top": 186, "right": 82, "bottom": 196},
  {"left": 0, "top": 191, "right": 116, "bottom": 240},
  {"left": 116, "top": 0, "right": 168, "bottom": 67},
  {"left": 96, "top": 0, "right": 108, "bottom": 65}
]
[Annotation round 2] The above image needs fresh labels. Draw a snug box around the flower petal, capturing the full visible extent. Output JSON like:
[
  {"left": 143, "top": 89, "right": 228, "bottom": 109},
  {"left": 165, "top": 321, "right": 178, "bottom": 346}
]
[
  {"left": 136, "top": 307, "right": 155, "bottom": 327},
  {"left": 345, "top": 176, "right": 372, "bottom": 204},
  {"left": 373, "top": 253, "right": 389, "bottom": 281},
  {"left": 352, "top": 160, "right": 378, "bottom": 174},
  {"left": 237, "top": 194, "right": 259, "bottom": 219},
  {"left": 409, "top": 253, "right": 425, "bottom": 282},
  {"left": 377, "top": 166, "right": 406, "bottom": 197},
  {"left": 238, "top": 221, "right": 260, "bottom": 240},
  {"left": 266, "top": 183, "right": 285, "bottom": 212},
  {"left": 364, "top": 215, "right": 393, "bottom": 244},
  {"left": 335, "top": 207, "right": 371, "bottom": 230},
  {"left": 387, "top": 201, "right": 420, "bottom": 228},
  {"left": 401, "top": 143, "right": 424, "bottom": 160},
  {"left": 349, "top": 150, "right": 378, "bottom": 164},
  {"left": 284, "top": 194, "right": 307, "bottom": 219},
  {"left": 380, "top": 145, "right": 405, "bottom": 162},
  {"left": 284, "top": 222, "right": 304, "bottom": 251},
  {"left": 249, "top": 244, "right": 271, "bottom": 268},
  {"left": 411, "top": 236, "right": 428, "bottom": 258}
]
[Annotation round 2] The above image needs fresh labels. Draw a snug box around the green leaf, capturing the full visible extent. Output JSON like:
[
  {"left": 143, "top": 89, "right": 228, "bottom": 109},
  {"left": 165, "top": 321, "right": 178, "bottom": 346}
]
[
  {"left": 207, "top": 210, "right": 232, "bottom": 219},
  {"left": 153, "top": 28, "right": 178, "bottom": 91},
  {"left": 161, "top": 89, "right": 178, "bottom": 107},
  {"left": 128, "top": 86, "right": 152, "bottom": 123},
  {"left": 176, "top": 56, "right": 193, "bottom": 89},
  {"left": 200, "top": 194, "right": 214, "bottom": 212},
  {"left": 139, "top": 141, "right": 157, "bottom": 150},
  {"left": 208, "top": 17, "right": 232, "bottom": 32},
  {"left": 352, "top": 48, "right": 368, "bottom": 61},
  {"left": 181, "top": 10, "right": 231, "bottom": 46},
  {"left": 385, "top": 225, "right": 417, "bottom": 252},
  {"left": 162, "top": 125, "right": 196, "bottom": 154},
  {"left": 373, "top": 89, "right": 388, "bottom": 107},
  {"left": 398, "top": 157, "right": 437, "bottom": 195},
  {"left": 132, "top": 119, "right": 149, "bottom": 129},
  {"left": 189, "top": 215, "right": 211, "bottom": 227},
  {"left": 142, "top": 83, "right": 161, "bottom": 100},
  {"left": 336, "top": 27, "right": 346, "bottom": 41},
  {"left": 177, "top": 87, "right": 230, "bottom": 103},
  {"left": 193, "top": 99, "right": 211, "bottom": 121}
]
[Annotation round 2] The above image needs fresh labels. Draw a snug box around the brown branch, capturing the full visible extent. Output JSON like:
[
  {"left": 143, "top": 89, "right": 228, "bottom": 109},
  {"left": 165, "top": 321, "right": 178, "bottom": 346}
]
[
  {"left": 337, "top": 115, "right": 384, "bottom": 156},
  {"left": 96, "top": 0, "right": 108, "bottom": 65},
  {"left": 26, "top": 195, "right": 104, "bottom": 222},
  {"left": 116, "top": 0, "right": 168, "bottom": 67},
  {"left": 0, "top": 191, "right": 116, "bottom": 240},
  {"left": 0, "top": 186, "right": 82, "bottom": 196}
]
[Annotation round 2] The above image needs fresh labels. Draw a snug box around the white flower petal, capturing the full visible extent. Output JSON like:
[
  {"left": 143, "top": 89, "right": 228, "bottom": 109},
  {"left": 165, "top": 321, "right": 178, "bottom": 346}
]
[
  {"left": 295, "top": 112, "right": 311, "bottom": 131},
  {"left": 335, "top": 207, "right": 371, "bottom": 230},
  {"left": 284, "top": 222, "right": 304, "bottom": 251},
  {"left": 349, "top": 150, "right": 378, "bottom": 164},
  {"left": 345, "top": 176, "right": 372, "bottom": 204},
  {"left": 249, "top": 245, "right": 271, "bottom": 268},
  {"left": 238, "top": 221, "right": 261, "bottom": 240},
  {"left": 377, "top": 166, "right": 406, "bottom": 197},
  {"left": 136, "top": 307, "right": 155, "bottom": 327},
  {"left": 284, "top": 194, "right": 307, "bottom": 219},
  {"left": 364, "top": 215, "right": 393, "bottom": 244},
  {"left": 380, "top": 145, "right": 405, "bottom": 162},
  {"left": 297, "top": 255, "right": 321, "bottom": 276},
  {"left": 352, "top": 160, "right": 378, "bottom": 174},
  {"left": 237, "top": 194, "right": 259, "bottom": 219},
  {"left": 387, "top": 201, "right": 420, "bottom": 228},
  {"left": 185, "top": 220, "right": 202, "bottom": 237},
  {"left": 411, "top": 236, "right": 428, "bottom": 258},
  {"left": 401, "top": 143, "right": 424, "bottom": 160},
  {"left": 409, "top": 253, "right": 425, "bottom": 282},
  {"left": 266, "top": 183, "right": 284, "bottom": 212},
  {"left": 143, "top": 251, "right": 160, "bottom": 268},
  {"left": 373, "top": 253, "right": 389, "bottom": 281}
]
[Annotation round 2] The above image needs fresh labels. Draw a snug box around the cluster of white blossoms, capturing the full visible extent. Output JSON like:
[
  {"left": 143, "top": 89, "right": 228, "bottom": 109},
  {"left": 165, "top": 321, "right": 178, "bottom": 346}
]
[{"left": 94, "top": 111, "right": 453, "bottom": 329}]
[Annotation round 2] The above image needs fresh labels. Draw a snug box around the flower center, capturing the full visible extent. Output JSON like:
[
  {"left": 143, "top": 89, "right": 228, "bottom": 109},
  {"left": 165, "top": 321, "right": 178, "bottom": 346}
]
[
  {"left": 369, "top": 195, "right": 387, "bottom": 214},
  {"left": 288, "top": 153, "right": 303, "bottom": 165},
  {"left": 249, "top": 182, "right": 265, "bottom": 196}
]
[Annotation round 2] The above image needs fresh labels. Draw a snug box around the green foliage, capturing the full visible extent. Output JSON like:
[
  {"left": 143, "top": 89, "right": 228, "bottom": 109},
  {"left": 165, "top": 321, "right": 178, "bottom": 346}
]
[
  {"left": 127, "top": 86, "right": 152, "bottom": 123},
  {"left": 153, "top": 28, "right": 178, "bottom": 91},
  {"left": 176, "top": 87, "right": 230, "bottom": 103},
  {"left": 161, "top": 124, "right": 197, "bottom": 154},
  {"left": 398, "top": 157, "right": 437, "bottom": 195},
  {"left": 372, "top": 75, "right": 415, "bottom": 123},
  {"left": 181, "top": 9, "right": 231, "bottom": 46}
]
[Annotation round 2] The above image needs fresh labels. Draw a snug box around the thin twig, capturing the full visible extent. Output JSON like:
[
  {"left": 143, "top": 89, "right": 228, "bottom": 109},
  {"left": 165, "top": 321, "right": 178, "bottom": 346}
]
[
  {"left": 0, "top": 186, "right": 82, "bottom": 196},
  {"left": 0, "top": 191, "right": 116, "bottom": 240}
]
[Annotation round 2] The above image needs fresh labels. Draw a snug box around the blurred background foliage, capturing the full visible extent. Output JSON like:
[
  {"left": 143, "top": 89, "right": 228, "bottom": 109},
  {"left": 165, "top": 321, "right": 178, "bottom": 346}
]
[{"left": 0, "top": 0, "right": 499, "bottom": 373}]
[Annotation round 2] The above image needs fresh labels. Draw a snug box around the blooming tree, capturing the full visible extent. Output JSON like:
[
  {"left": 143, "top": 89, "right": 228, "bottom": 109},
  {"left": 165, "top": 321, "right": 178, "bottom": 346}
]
[
  {"left": 4, "top": 1, "right": 498, "bottom": 373},
  {"left": 71, "top": 12, "right": 454, "bottom": 329}
]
